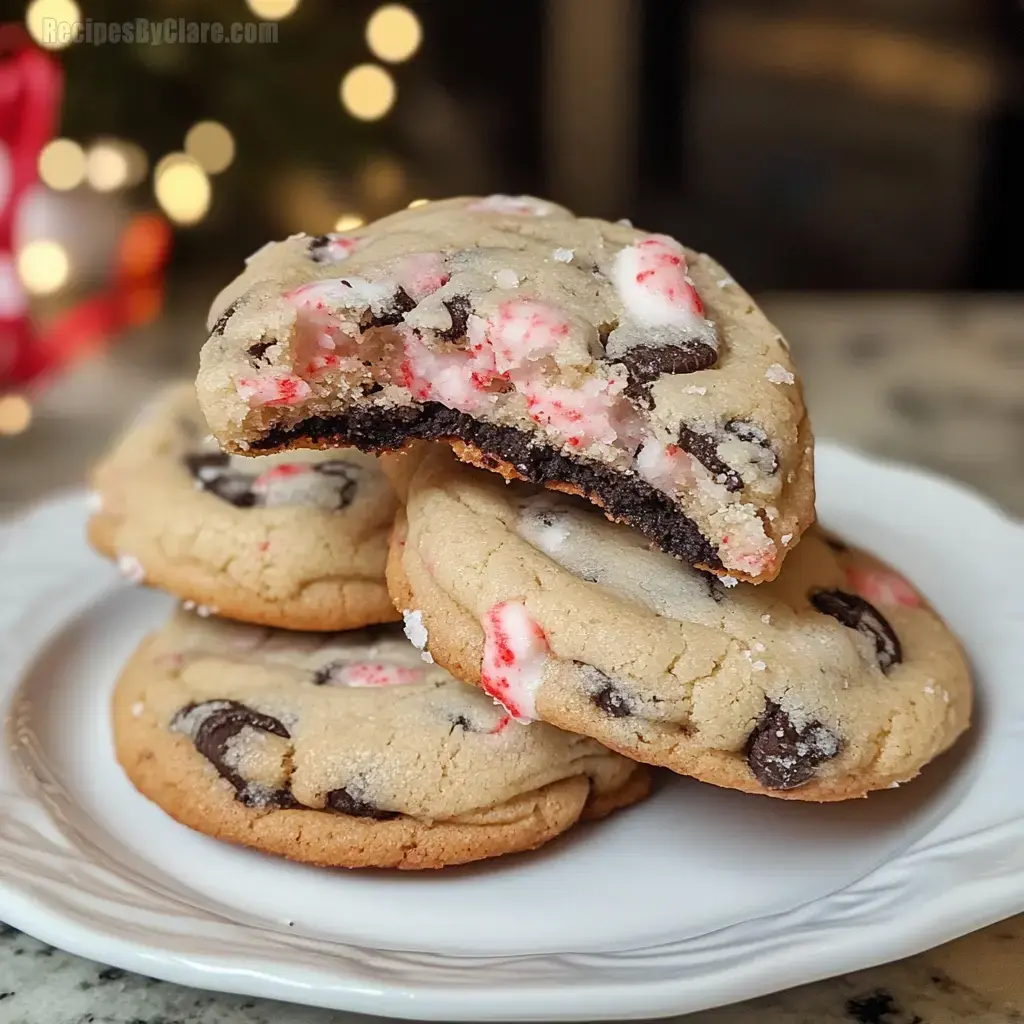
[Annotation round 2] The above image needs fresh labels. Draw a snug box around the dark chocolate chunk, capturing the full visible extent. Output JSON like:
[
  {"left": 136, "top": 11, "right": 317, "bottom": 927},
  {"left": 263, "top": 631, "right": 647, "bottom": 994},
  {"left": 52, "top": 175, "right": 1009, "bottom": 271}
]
[
  {"left": 249, "top": 403, "right": 722, "bottom": 569},
  {"left": 311, "top": 660, "right": 345, "bottom": 686},
  {"left": 811, "top": 589, "right": 902, "bottom": 671},
  {"left": 361, "top": 286, "right": 417, "bottom": 330},
  {"left": 306, "top": 234, "right": 331, "bottom": 259},
  {"left": 448, "top": 713, "right": 473, "bottom": 731},
  {"left": 581, "top": 665, "right": 634, "bottom": 717},
  {"left": 174, "top": 700, "right": 293, "bottom": 806},
  {"left": 437, "top": 295, "right": 473, "bottom": 343},
  {"left": 845, "top": 990, "right": 906, "bottom": 1024},
  {"left": 184, "top": 452, "right": 230, "bottom": 476},
  {"left": 325, "top": 787, "right": 400, "bottom": 820},
  {"left": 724, "top": 420, "right": 779, "bottom": 474},
  {"left": 746, "top": 702, "right": 841, "bottom": 790},
  {"left": 210, "top": 300, "right": 238, "bottom": 337},
  {"left": 677, "top": 426, "right": 743, "bottom": 493},
  {"left": 246, "top": 340, "right": 275, "bottom": 367},
  {"left": 617, "top": 340, "right": 718, "bottom": 387},
  {"left": 312, "top": 460, "right": 359, "bottom": 509},
  {"left": 185, "top": 453, "right": 257, "bottom": 508}
]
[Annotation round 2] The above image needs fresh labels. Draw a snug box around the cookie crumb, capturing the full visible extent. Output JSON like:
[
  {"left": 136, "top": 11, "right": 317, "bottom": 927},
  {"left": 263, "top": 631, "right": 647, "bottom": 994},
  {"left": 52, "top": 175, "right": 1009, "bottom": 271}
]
[
  {"left": 494, "top": 268, "right": 520, "bottom": 289},
  {"left": 117, "top": 553, "right": 145, "bottom": 584},
  {"left": 402, "top": 609, "right": 434, "bottom": 663},
  {"left": 552, "top": 247, "right": 574, "bottom": 263},
  {"left": 765, "top": 363, "right": 795, "bottom": 385}
]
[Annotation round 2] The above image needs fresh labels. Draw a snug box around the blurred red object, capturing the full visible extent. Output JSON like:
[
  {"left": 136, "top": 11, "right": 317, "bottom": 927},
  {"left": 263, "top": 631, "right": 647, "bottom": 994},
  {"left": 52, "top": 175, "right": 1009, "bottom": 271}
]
[{"left": 0, "top": 25, "right": 60, "bottom": 389}]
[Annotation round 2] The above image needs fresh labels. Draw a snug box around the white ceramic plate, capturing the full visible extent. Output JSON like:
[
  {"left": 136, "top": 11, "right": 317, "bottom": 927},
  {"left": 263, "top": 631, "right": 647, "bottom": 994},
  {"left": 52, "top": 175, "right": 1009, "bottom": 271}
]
[{"left": 2, "top": 442, "right": 1023, "bottom": 1021}]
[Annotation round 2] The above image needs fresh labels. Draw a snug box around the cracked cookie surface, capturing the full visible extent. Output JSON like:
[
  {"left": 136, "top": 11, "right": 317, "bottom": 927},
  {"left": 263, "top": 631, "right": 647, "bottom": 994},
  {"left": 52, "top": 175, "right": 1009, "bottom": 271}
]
[
  {"left": 113, "top": 611, "right": 649, "bottom": 869},
  {"left": 197, "top": 196, "right": 813, "bottom": 583},
  {"left": 88, "top": 382, "right": 399, "bottom": 630},
  {"left": 387, "top": 448, "right": 972, "bottom": 801}
]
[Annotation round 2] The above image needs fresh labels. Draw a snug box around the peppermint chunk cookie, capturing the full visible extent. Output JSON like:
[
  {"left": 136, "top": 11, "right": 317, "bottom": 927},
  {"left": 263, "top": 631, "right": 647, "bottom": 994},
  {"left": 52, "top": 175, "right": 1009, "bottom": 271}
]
[
  {"left": 387, "top": 450, "right": 972, "bottom": 801},
  {"left": 88, "top": 383, "right": 399, "bottom": 631},
  {"left": 113, "top": 612, "right": 649, "bottom": 869},
  {"left": 197, "top": 196, "right": 813, "bottom": 583}
]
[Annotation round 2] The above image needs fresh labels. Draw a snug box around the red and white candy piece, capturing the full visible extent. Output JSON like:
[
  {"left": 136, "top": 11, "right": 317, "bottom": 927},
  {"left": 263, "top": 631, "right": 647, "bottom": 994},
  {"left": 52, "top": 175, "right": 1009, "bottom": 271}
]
[
  {"left": 392, "top": 252, "right": 449, "bottom": 301},
  {"left": 845, "top": 564, "right": 922, "bottom": 609},
  {"left": 611, "top": 234, "right": 709, "bottom": 332},
  {"left": 489, "top": 298, "right": 570, "bottom": 374},
  {"left": 480, "top": 602, "right": 549, "bottom": 722},
  {"left": 327, "top": 662, "right": 423, "bottom": 687},
  {"left": 251, "top": 463, "right": 310, "bottom": 493},
  {"left": 236, "top": 373, "right": 312, "bottom": 408},
  {"left": 313, "top": 234, "right": 361, "bottom": 263}
]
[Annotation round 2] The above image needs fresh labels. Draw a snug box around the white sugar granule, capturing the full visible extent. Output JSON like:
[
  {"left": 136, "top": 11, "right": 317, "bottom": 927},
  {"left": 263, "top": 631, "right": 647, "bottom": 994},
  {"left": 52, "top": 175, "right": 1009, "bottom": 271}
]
[
  {"left": 117, "top": 553, "right": 145, "bottom": 584},
  {"left": 402, "top": 610, "right": 434, "bottom": 663},
  {"left": 765, "top": 363, "right": 795, "bottom": 385},
  {"left": 552, "top": 248, "right": 574, "bottom": 263},
  {"left": 494, "top": 268, "right": 520, "bottom": 289}
]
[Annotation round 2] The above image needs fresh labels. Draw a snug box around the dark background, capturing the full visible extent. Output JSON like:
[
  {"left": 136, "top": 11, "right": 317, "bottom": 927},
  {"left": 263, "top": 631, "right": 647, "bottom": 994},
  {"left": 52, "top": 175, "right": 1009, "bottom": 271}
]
[{"left": 47, "top": 0, "right": 1024, "bottom": 294}]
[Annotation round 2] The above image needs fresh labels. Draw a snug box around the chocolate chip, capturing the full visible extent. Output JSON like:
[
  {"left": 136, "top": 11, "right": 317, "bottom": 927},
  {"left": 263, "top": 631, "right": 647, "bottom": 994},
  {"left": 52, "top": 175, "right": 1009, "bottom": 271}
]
[
  {"left": 811, "top": 589, "right": 902, "bottom": 670},
  {"left": 449, "top": 713, "right": 473, "bottom": 731},
  {"left": 311, "top": 660, "right": 344, "bottom": 686},
  {"left": 437, "top": 295, "right": 473, "bottom": 343},
  {"left": 307, "top": 234, "right": 331, "bottom": 259},
  {"left": 184, "top": 452, "right": 230, "bottom": 476},
  {"left": 185, "top": 453, "right": 257, "bottom": 508},
  {"left": 325, "top": 787, "right": 400, "bottom": 820},
  {"left": 677, "top": 426, "right": 743, "bottom": 492},
  {"left": 724, "top": 420, "right": 779, "bottom": 474},
  {"left": 246, "top": 340, "right": 274, "bottom": 367},
  {"left": 746, "top": 702, "right": 841, "bottom": 790},
  {"left": 211, "top": 301, "right": 238, "bottom": 337},
  {"left": 361, "top": 286, "right": 417, "bottom": 330},
  {"left": 581, "top": 665, "right": 635, "bottom": 717},
  {"left": 311, "top": 460, "right": 359, "bottom": 508},
  {"left": 697, "top": 569, "right": 727, "bottom": 602},
  {"left": 173, "top": 700, "right": 293, "bottom": 806},
  {"left": 617, "top": 341, "right": 718, "bottom": 386}
]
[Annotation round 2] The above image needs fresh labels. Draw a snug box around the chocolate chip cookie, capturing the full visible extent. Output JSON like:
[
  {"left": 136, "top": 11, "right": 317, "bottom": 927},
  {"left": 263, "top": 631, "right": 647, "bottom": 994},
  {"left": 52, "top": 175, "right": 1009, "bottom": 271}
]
[
  {"left": 88, "top": 383, "right": 399, "bottom": 631},
  {"left": 387, "top": 448, "right": 972, "bottom": 801},
  {"left": 113, "top": 611, "right": 649, "bottom": 869},
  {"left": 197, "top": 196, "right": 814, "bottom": 583}
]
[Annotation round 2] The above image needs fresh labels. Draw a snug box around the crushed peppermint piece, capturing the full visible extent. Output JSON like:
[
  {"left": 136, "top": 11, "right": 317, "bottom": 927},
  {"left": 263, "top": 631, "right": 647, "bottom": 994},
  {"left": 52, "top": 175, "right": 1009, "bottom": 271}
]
[
  {"left": 765, "top": 363, "right": 795, "bottom": 385},
  {"left": 494, "top": 268, "right": 520, "bottom": 289},
  {"left": 765, "top": 506, "right": 779, "bottom": 521},
  {"left": 716, "top": 275, "right": 735, "bottom": 288},
  {"left": 402, "top": 609, "right": 434, "bottom": 663},
  {"left": 781, "top": 533, "right": 793, "bottom": 545},
  {"left": 752, "top": 642, "right": 766, "bottom": 652},
  {"left": 683, "top": 385, "right": 707, "bottom": 395},
  {"left": 752, "top": 661, "right": 767, "bottom": 671},
  {"left": 117, "top": 553, "right": 145, "bottom": 584},
  {"left": 552, "top": 247, "right": 574, "bottom": 263},
  {"left": 721, "top": 575, "right": 739, "bottom": 588},
  {"left": 761, "top": 613, "right": 772, "bottom": 625},
  {"left": 923, "top": 686, "right": 935, "bottom": 695}
]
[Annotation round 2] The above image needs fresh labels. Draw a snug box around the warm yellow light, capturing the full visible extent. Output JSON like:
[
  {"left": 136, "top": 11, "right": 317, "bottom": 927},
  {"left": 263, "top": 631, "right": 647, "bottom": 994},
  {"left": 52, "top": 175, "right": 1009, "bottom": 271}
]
[
  {"left": 340, "top": 64, "right": 396, "bottom": 122},
  {"left": 334, "top": 213, "right": 365, "bottom": 231},
  {"left": 359, "top": 155, "right": 406, "bottom": 207},
  {"left": 407, "top": 198, "right": 429, "bottom": 209},
  {"left": 16, "top": 240, "right": 70, "bottom": 296},
  {"left": 366, "top": 4, "right": 422, "bottom": 64},
  {"left": 86, "top": 142, "right": 130, "bottom": 192},
  {"left": 154, "top": 153, "right": 212, "bottom": 226},
  {"left": 245, "top": 0, "right": 300, "bottom": 18},
  {"left": 122, "top": 142, "right": 149, "bottom": 186},
  {"left": 25, "top": 0, "right": 81, "bottom": 50},
  {"left": 185, "top": 121, "right": 235, "bottom": 175},
  {"left": 38, "top": 139, "right": 86, "bottom": 191},
  {"left": 0, "top": 395, "right": 33, "bottom": 436}
]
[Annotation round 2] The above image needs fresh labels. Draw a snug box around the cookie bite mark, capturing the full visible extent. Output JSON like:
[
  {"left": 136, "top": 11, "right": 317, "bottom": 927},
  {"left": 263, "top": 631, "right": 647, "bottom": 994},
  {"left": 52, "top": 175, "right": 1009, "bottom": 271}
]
[
  {"left": 480, "top": 602, "right": 550, "bottom": 722},
  {"left": 745, "top": 702, "right": 841, "bottom": 791},
  {"left": 810, "top": 590, "right": 903, "bottom": 671}
]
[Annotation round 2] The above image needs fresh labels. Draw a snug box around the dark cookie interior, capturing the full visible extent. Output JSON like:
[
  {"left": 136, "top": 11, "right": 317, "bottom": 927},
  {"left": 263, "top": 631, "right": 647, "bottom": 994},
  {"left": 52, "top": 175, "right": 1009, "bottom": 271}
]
[
  {"left": 811, "top": 589, "right": 902, "bottom": 671},
  {"left": 746, "top": 702, "right": 841, "bottom": 790},
  {"left": 249, "top": 402, "right": 722, "bottom": 570}
]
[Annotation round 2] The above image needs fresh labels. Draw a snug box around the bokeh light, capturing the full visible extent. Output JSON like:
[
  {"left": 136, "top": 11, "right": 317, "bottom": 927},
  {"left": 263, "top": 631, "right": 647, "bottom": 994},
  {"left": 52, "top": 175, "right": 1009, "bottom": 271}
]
[
  {"left": 334, "top": 213, "right": 365, "bottom": 231},
  {"left": 0, "top": 395, "right": 33, "bottom": 437},
  {"left": 359, "top": 154, "right": 406, "bottom": 207},
  {"left": 38, "top": 139, "right": 86, "bottom": 191},
  {"left": 153, "top": 154, "right": 212, "bottom": 226},
  {"left": 16, "top": 240, "right": 70, "bottom": 295},
  {"left": 86, "top": 141, "right": 130, "bottom": 192},
  {"left": 25, "top": 0, "right": 81, "bottom": 50},
  {"left": 365, "top": 5, "right": 422, "bottom": 64},
  {"left": 340, "top": 64, "right": 397, "bottom": 122},
  {"left": 245, "top": 0, "right": 300, "bottom": 19},
  {"left": 185, "top": 121, "right": 235, "bottom": 175}
]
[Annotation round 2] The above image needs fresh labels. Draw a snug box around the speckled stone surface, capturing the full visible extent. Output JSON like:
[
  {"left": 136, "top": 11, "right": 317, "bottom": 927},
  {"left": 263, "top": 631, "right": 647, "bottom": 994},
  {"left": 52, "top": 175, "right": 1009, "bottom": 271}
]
[{"left": 2, "top": 294, "right": 1023, "bottom": 1023}]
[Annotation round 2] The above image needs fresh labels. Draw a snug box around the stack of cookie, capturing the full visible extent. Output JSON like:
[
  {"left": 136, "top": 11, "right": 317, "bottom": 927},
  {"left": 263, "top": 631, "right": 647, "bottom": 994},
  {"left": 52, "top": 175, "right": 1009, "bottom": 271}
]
[
  {"left": 90, "top": 385, "right": 648, "bottom": 869},
  {"left": 95, "top": 195, "right": 972, "bottom": 871}
]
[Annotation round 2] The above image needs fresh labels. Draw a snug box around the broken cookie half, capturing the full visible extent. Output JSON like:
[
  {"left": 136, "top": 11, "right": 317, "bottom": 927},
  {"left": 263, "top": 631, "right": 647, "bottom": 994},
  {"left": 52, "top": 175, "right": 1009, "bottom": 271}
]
[{"left": 197, "top": 195, "right": 814, "bottom": 583}]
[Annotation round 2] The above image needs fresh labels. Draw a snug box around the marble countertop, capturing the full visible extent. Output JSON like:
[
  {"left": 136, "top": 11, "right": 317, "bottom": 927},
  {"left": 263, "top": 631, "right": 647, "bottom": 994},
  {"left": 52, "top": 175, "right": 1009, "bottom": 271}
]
[{"left": 2, "top": 293, "right": 1023, "bottom": 1023}]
